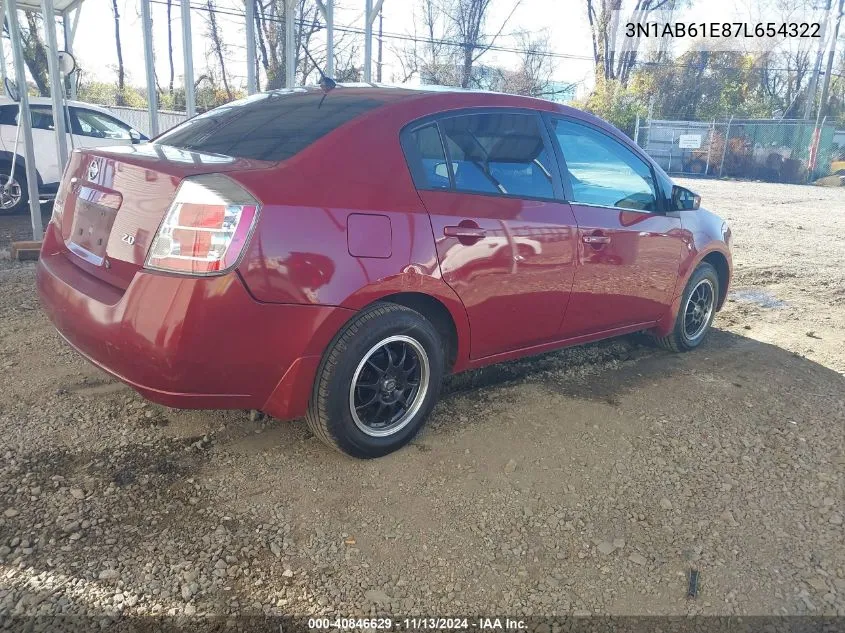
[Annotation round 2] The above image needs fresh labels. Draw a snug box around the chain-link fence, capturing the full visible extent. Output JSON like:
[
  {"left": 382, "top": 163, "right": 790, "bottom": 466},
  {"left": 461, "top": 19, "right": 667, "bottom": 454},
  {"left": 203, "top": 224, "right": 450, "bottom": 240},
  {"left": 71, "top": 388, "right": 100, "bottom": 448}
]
[{"left": 635, "top": 117, "right": 844, "bottom": 183}]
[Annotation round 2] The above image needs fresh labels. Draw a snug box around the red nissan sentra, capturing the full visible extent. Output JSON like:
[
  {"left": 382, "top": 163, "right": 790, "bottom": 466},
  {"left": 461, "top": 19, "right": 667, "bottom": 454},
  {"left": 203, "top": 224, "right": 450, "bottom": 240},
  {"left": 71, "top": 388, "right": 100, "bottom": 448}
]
[{"left": 37, "top": 85, "right": 731, "bottom": 458}]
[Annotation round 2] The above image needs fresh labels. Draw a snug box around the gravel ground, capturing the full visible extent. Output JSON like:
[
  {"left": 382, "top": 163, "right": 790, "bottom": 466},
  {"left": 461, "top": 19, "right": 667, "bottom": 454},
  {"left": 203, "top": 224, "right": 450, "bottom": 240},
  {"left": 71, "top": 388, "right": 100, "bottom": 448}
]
[{"left": 0, "top": 180, "right": 843, "bottom": 624}]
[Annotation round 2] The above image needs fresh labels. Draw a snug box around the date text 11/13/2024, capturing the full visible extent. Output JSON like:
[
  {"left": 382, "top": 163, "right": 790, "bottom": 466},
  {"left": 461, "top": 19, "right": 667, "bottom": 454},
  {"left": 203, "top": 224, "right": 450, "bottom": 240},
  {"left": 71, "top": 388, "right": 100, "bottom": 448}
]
[{"left": 307, "top": 617, "right": 528, "bottom": 630}]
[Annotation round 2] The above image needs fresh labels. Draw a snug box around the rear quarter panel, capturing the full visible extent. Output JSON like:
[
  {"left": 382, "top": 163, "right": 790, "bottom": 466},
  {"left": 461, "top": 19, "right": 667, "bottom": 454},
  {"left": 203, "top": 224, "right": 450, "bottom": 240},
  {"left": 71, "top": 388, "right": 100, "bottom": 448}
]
[{"left": 233, "top": 96, "right": 475, "bottom": 368}]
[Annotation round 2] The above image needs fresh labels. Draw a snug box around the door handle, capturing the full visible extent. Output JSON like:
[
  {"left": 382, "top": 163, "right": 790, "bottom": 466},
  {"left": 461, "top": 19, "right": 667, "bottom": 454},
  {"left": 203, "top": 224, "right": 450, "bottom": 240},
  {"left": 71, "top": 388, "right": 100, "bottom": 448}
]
[
  {"left": 444, "top": 226, "right": 486, "bottom": 239},
  {"left": 582, "top": 235, "right": 611, "bottom": 244}
]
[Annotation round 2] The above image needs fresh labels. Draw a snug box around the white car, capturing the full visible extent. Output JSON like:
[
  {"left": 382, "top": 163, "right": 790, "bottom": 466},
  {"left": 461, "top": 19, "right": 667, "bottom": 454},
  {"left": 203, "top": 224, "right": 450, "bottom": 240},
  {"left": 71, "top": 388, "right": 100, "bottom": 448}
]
[{"left": 0, "top": 97, "right": 147, "bottom": 213}]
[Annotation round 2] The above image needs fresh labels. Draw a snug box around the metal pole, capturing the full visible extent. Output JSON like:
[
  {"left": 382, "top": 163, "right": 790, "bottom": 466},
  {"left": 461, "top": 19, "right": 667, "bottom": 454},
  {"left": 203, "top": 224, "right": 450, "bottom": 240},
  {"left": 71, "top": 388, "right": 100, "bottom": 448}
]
[
  {"left": 818, "top": 0, "right": 844, "bottom": 120},
  {"left": 704, "top": 119, "right": 715, "bottom": 176},
  {"left": 141, "top": 0, "right": 159, "bottom": 136},
  {"left": 285, "top": 0, "right": 295, "bottom": 87},
  {"left": 364, "top": 0, "right": 372, "bottom": 82},
  {"left": 245, "top": 0, "right": 256, "bottom": 94},
  {"left": 5, "top": 0, "right": 42, "bottom": 239},
  {"left": 363, "top": 0, "right": 384, "bottom": 83},
  {"left": 633, "top": 113, "right": 640, "bottom": 146},
  {"left": 41, "top": 0, "right": 69, "bottom": 173},
  {"left": 316, "top": 0, "right": 334, "bottom": 77},
  {"left": 805, "top": 0, "right": 833, "bottom": 119},
  {"left": 325, "top": 0, "right": 333, "bottom": 77},
  {"left": 376, "top": 6, "right": 383, "bottom": 82},
  {"left": 0, "top": 2, "right": 6, "bottom": 87},
  {"left": 668, "top": 129, "right": 674, "bottom": 173},
  {"left": 62, "top": 8, "right": 80, "bottom": 98},
  {"left": 719, "top": 116, "right": 734, "bottom": 178},
  {"left": 181, "top": 0, "right": 195, "bottom": 116}
]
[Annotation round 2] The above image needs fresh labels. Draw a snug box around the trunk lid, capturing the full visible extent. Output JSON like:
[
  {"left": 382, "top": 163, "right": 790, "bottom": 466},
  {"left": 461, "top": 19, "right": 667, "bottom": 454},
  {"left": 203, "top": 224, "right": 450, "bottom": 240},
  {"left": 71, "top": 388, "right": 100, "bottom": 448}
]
[{"left": 56, "top": 144, "right": 273, "bottom": 289}]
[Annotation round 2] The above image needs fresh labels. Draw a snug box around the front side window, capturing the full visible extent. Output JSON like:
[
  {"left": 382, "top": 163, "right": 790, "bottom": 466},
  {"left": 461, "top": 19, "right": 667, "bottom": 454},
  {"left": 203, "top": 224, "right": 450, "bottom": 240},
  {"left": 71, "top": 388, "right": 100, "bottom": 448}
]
[
  {"left": 72, "top": 109, "right": 132, "bottom": 140},
  {"left": 438, "top": 112, "right": 555, "bottom": 199},
  {"left": 551, "top": 118, "right": 657, "bottom": 211}
]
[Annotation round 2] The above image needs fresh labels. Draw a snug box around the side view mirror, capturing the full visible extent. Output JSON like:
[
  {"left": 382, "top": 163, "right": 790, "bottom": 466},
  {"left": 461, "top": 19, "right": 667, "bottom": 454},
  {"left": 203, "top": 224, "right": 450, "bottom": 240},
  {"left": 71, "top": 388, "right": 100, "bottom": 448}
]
[
  {"left": 129, "top": 128, "right": 142, "bottom": 143},
  {"left": 671, "top": 185, "right": 701, "bottom": 211}
]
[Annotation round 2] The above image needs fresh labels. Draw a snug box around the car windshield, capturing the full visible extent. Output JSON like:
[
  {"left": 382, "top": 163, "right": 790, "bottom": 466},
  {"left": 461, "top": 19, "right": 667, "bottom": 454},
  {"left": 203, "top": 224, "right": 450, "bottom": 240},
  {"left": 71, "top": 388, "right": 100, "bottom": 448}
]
[{"left": 155, "top": 89, "right": 389, "bottom": 162}]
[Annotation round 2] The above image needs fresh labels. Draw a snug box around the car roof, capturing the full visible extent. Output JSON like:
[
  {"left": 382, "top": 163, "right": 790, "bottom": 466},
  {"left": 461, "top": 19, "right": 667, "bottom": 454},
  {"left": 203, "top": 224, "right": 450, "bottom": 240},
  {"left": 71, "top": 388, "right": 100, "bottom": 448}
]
[
  {"left": 293, "top": 82, "right": 573, "bottom": 112},
  {"left": 248, "top": 83, "right": 586, "bottom": 126},
  {"left": 301, "top": 83, "right": 613, "bottom": 137},
  {"left": 0, "top": 95, "right": 118, "bottom": 116}
]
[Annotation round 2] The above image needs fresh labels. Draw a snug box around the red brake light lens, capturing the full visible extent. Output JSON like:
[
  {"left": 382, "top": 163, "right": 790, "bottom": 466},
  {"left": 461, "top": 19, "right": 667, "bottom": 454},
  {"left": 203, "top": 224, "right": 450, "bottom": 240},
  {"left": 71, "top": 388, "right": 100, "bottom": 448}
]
[{"left": 144, "top": 174, "right": 259, "bottom": 275}]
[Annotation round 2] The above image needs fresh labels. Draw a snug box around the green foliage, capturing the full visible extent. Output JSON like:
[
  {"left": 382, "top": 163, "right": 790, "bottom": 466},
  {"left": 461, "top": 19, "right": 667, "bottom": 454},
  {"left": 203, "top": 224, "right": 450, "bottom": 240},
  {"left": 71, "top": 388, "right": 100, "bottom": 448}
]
[
  {"left": 74, "top": 80, "right": 244, "bottom": 113},
  {"left": 77, "top": 81, "right": 147, "bottom": 108},
  {"left": 579, "top": 50, "right": 835, "bottom": 125},
  {"left": 573, "top": 78, "right": 647, "bottom": 137}
]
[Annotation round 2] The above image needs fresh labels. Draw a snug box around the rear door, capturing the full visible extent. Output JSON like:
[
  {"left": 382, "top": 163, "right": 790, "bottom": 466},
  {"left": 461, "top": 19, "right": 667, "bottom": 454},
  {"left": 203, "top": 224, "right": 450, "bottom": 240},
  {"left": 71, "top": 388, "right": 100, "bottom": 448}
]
[
  {"left": 546, "top": 116, "right": 684, "bottom": 338},
  {"left": 405, "top": 110, "right": 578, "bottom": 359}
]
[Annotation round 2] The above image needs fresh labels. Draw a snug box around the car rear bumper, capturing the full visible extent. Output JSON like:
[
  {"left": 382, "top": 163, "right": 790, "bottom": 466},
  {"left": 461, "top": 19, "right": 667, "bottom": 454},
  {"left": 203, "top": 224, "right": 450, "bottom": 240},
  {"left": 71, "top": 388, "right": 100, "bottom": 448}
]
[{"left": 37, "top": 223, "right": 354, "bottom": 419}]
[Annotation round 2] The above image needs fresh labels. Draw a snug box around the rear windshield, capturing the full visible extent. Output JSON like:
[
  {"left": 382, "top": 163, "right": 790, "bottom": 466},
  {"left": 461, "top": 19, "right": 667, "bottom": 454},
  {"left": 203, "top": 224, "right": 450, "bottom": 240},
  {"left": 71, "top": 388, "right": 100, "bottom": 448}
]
[{"left": 155, "top": 90, "right": 387, "bottom": 161}]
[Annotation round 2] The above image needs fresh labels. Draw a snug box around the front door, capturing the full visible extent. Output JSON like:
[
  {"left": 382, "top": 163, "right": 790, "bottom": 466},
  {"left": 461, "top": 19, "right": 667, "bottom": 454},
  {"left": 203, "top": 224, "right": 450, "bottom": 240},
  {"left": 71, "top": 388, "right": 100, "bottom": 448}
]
[
  {"left": 406, "top": 111, "right": 578, "bottom": 359},
  {"left": 547, "top": 117, "right": 685, "bottom": 338}
]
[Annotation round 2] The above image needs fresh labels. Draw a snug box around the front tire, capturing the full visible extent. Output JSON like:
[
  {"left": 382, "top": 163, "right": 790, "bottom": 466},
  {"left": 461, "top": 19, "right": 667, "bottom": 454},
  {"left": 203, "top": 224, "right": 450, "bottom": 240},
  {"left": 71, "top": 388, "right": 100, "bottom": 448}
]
[
  {"left": 306, "top": 302, "right": 445, "bottom": 458},
  {"left": 653, "top": 262, "right": 719, "bottom": 352}
]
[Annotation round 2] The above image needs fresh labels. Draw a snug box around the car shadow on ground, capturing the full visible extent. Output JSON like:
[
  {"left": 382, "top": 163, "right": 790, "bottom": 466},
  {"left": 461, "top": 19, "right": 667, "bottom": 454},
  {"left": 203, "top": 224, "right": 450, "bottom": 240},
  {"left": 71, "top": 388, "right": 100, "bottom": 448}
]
[{"left": 2, "top": 326, "right": 843, "bottom": 619}]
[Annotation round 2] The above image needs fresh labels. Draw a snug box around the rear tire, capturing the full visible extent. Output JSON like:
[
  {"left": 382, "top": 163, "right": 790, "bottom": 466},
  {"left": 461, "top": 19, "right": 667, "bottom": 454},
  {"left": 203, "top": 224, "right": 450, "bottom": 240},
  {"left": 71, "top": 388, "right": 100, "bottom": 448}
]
[
  {"left": 0, "top": 164, "right": 28, "bottom": 214},
  {"left": 653, "top": 262, "right": 719, "bottom": 352},
  {"left": 306, "top": 302, "right": 445, "bottom": 458}
]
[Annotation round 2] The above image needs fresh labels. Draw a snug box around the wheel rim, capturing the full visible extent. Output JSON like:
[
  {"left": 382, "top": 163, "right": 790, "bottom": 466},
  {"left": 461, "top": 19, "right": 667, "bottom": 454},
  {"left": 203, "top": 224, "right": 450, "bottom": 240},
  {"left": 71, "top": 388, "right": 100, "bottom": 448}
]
[
  {"left": 349, "top": 335, "right": 430, "bottom": 438},
  {"left": 0, "top": 175, "right": 21, "bottom": 210},
  {"left": 683, "top": 278, "right": 715, "bottom": 341}
]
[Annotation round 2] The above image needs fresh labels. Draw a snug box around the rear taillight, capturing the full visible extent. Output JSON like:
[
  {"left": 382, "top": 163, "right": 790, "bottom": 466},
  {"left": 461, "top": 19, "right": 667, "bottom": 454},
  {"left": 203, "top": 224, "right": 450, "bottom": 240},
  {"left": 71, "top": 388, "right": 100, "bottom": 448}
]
[
  {"left": 144, "top": 174, "right": 259, "bottom": 275},
  {"left": 50, "top": 165, "right": 74, "bottom": 227}
]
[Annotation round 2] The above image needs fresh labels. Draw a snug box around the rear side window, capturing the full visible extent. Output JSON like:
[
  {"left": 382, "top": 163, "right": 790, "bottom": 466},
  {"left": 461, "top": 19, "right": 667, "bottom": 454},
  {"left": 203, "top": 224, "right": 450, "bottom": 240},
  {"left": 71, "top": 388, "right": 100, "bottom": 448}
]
[
  {"left": 0, "top": 105, "right": 16, "bottom": 125},
  {"left": 439, "top": 113, "right": 555, "bottom": 199},
  {"left": 155, "top": 91, "right": 386, "bottom": 161},
  {"left": 403, "top": 124, "right": 449, "bottom": 190}
]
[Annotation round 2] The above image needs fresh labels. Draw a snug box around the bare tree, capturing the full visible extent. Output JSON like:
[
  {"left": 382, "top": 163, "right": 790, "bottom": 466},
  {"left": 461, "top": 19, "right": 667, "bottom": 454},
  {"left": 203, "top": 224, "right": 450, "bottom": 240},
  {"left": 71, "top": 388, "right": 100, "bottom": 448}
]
[
  {"left": 5, "top": 11, "right": 51, "bottom": 95},
  {"left": 585, "top": 0, "right": 677, "bottom": 86},
  {"left": 253, "top": 0, "right": 358, "bottom": 88},
  {"left": 498, "top": 31, "right": 561, "bottom": 97},
  {"left": 447, "top": 0, "right": 522, "bottom": 88},
  {"left": 395, "top": 0, "right": 521, "bottom": 87},
  {"left": 205, "top": 0, "right": 233, "bottom": 99}
]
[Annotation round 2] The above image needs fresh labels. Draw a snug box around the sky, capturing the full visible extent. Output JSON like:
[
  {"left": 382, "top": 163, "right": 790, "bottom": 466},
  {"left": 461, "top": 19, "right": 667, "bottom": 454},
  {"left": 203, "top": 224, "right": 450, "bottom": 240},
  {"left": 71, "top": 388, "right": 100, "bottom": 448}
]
[
  {"left": 0, "top": 0, "right": 837, "bottom": 100},
  {"left": 8, "top": 0, "right": 600, "bottom": 95}
]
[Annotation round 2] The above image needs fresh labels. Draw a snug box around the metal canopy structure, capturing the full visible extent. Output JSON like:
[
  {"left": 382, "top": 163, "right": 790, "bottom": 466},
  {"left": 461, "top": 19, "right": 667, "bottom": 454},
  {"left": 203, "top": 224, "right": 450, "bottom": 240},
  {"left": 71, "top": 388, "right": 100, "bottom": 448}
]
[
  {"left": 1, "top": 0, "right": 82, "bottom": 238},
  {"left": 2, "top": 0, "right": 383, "bottom": 240}
]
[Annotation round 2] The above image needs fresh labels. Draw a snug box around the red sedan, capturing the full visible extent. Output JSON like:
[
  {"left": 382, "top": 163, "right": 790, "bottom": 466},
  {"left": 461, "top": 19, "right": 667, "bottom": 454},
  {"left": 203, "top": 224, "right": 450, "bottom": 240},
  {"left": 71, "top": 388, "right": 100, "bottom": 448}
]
[{"left": 37, "top": 86, "right": 731, "bottom": 458}]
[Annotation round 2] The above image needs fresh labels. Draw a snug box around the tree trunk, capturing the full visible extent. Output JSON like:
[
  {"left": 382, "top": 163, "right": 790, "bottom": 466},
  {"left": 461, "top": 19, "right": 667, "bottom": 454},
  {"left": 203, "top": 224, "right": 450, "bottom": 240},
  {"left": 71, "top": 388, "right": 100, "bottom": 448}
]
[
  {"left": 206, "top": 0, "right": 232, "bottom": 100},
  {"left": 20, "top": 12, "right": 50, "bottom": 96},
  {"left": 167, "top": 0, "right": 175, "bottom": 93},
  {"left": 461, "top": 44, "right": 473, "bottom": 88},
  {"left": 111, "top": 0, "right": 126, "bottom": 104}
]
